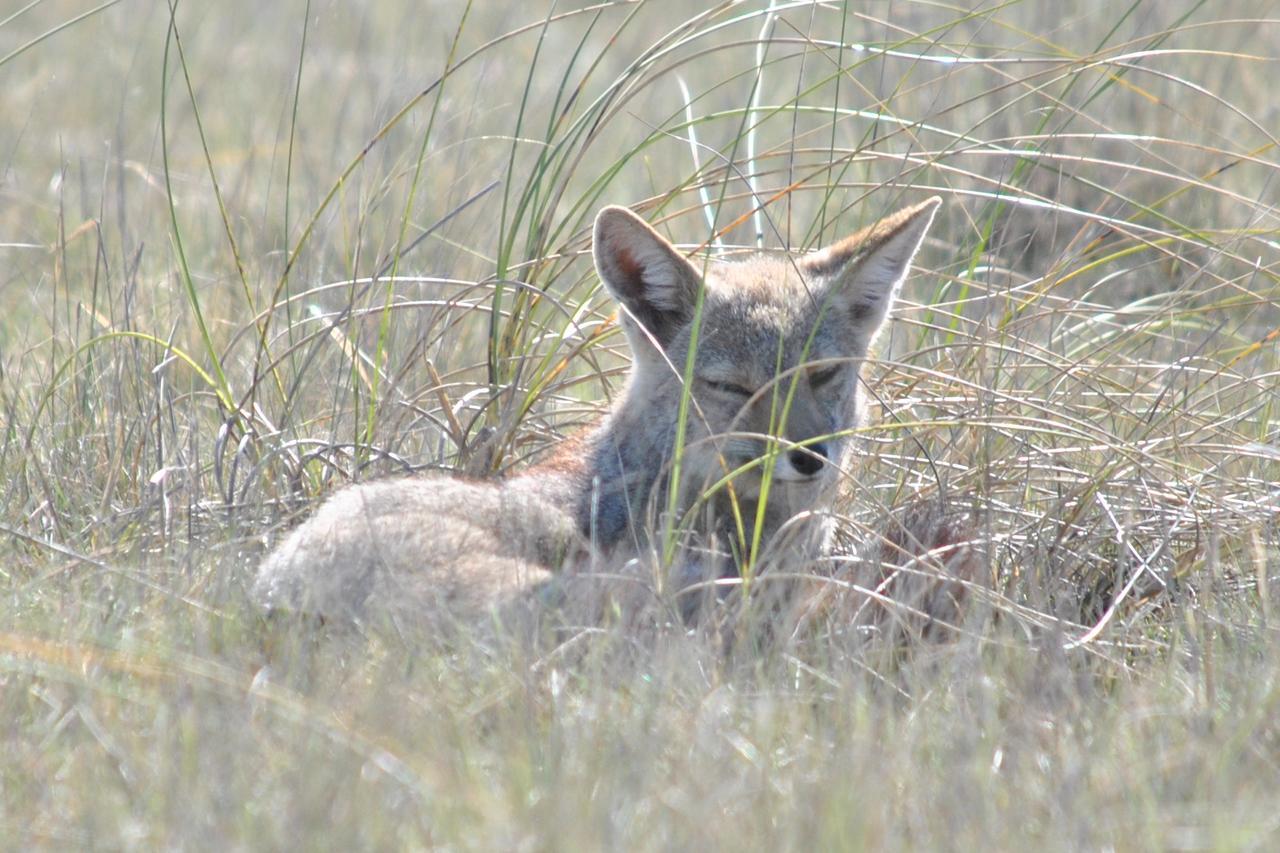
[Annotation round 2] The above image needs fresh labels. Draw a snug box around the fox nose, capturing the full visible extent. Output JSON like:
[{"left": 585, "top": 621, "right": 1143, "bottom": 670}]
[{"left": 787, "top": 442, "right": 828, "bottom": 477}]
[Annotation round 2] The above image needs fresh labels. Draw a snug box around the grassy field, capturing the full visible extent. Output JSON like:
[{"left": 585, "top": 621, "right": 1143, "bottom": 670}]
[{"left": 2, "top": 0, "right": 1279, "bottom": 848}]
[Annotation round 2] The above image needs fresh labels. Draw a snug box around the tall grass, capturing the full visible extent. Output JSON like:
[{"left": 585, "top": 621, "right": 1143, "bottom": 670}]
[{"left": 1, "top": 0, "right": 1277, "bottom": 847}]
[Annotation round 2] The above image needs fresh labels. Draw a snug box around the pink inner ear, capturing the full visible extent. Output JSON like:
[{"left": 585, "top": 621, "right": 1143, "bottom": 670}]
[{"left": 611, "top": 244, "right": 644, "bottom": 292}]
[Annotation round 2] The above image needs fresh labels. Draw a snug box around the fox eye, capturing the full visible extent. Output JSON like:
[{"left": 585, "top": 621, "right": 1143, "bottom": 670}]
[
  {"left": 702, "top": 378, "right": 753, "bottom": 398},
  {"left": 809, "top": 365, "right": 842, "bottom": 388}
]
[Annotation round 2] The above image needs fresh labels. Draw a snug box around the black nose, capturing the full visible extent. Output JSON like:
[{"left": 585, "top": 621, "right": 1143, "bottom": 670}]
[{"left": 788, "top": 442, "right": 828, "bottom": 477}]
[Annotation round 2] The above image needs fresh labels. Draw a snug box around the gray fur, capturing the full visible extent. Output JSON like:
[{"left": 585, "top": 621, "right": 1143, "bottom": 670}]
[
  {"left": 253, "top": 198, "right": 941, "bottom": 625},
  {"left": 255, "top": 476, "right": 587, "bottom": 625}
]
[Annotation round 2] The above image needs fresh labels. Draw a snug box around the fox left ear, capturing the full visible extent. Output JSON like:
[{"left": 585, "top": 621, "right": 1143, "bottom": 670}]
[
  {"left": 802, "top": 196, "right": 941, "bottom": 346},
  {"left": 593, "top": 205, "right": 703, "bottom": 351}
]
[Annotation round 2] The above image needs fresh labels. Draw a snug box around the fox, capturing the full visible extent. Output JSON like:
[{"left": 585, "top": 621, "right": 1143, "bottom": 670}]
[{"left": 254, "top": 196, "right": 975, "bottom": 635}]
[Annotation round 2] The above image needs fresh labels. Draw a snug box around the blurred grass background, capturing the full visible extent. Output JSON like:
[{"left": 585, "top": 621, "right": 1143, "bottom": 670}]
[{"left": 1, "top": 0, "right": 1278, "bottom": 847}]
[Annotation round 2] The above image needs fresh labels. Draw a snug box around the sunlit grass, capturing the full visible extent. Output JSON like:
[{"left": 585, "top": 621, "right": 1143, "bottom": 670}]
[{"left": 1, "top": 0, "right": 1277, "bottom": 847}]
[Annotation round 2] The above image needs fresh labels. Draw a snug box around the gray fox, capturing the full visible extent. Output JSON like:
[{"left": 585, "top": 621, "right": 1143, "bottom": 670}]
[{"left": 255, "top": 196, "right": 974, "bottom": 634}]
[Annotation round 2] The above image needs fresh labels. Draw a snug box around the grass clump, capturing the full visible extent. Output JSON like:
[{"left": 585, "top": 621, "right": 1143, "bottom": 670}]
[{"left": 1, "top": 1, "right": 1277, "bottom": 848}]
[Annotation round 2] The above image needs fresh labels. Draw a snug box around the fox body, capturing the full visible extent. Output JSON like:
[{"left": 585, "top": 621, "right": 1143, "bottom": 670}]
[{"left": 255, "top": 198, "right": 944, "bottom": 625}]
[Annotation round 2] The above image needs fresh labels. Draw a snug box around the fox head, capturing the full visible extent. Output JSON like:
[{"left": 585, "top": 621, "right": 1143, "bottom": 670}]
[{"left": 592, "top": 198, "right": 940, "bottom": 558}]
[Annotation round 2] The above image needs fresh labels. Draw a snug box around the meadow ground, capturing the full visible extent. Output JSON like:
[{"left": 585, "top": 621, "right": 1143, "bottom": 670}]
[{"left": 2, "top": 1, "right": 1278, "bottom": 848}]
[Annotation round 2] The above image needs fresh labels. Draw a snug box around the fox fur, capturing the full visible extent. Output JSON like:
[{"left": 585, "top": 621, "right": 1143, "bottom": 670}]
[{"left": 254, "top": 197, "right": 970, "bottom": 632}]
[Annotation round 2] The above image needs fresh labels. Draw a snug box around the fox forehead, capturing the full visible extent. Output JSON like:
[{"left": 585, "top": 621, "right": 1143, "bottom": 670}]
[
  {"left": 705, "top": 253, "right": 810, "bottom": 300},
  {"left": 695, "top": 255, "right": 851, "bottom": 366}
]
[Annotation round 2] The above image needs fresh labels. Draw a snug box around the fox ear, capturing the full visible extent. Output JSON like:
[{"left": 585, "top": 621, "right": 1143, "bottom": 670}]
[
  {"left": 594, "top": 206, "right": 703, "bottom": 348},
  {"left": 802, "top": 197, "right": 941, "bottom": 346}
]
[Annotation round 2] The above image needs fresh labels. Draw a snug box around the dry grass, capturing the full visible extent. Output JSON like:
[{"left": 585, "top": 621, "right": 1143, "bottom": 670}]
[{"left": 1, "top": 0, "right": 1278, "bottom": 848}]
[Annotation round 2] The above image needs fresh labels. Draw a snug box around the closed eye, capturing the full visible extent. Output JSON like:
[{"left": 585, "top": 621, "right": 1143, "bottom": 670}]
[
  {"left": 701, "top": 378, "right": 754, "bottom": 398},
  {"left": 809, "top": 365, "right": 842, "bottom": 388}
]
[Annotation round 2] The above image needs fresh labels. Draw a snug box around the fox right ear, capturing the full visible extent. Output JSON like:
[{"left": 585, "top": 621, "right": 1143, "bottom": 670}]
[
  {"left": 593, "top": 206, "right": 703, "bottom": 348},
  {"left": 802, "top": 197, "right": 940, "bottom": 348}
]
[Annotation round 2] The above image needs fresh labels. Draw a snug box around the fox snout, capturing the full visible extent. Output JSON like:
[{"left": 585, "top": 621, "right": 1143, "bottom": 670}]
[
  {"left": 764, "top": 439, "right": 834, "bottom": 483},
  {"left": 785, "top": 441, "right": 829, "bottom": 478},
  {"left": 716, "top": 436, "right": 835, "bottom": 484}
]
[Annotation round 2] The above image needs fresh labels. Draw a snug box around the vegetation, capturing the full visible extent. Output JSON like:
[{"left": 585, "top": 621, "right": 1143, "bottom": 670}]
[{"left": 1, "top": 1, "right": 1276, "bottom": 847}]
